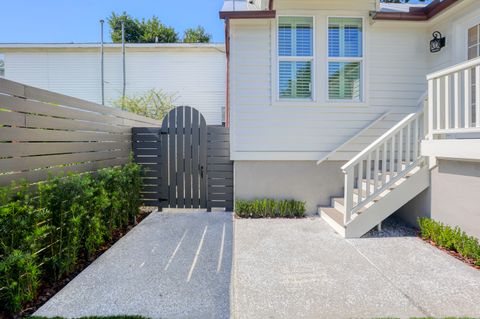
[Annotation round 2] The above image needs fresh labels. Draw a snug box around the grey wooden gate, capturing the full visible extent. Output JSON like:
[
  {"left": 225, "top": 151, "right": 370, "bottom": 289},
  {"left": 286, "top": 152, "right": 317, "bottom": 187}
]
[{"left": 132, "top": 106, "right": 233, "bottom": 211}]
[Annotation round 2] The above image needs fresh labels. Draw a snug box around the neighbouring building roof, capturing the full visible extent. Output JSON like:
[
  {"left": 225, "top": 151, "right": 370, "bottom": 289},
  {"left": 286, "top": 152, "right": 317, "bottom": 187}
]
[
  {"left": 378, "top": 3, "right": 428, "bottom": 13},
  {"left": 221, "top": 0, "right": 261, "bottom": 12},
  {"left": 0, "top": 43, "right": 225, "bottom": 50},
  {"left": 372, "top": 0, "right": 459, "bottom": 21},
  {"left": 219, "top": 0, "right": 460, "bottom": 21}
]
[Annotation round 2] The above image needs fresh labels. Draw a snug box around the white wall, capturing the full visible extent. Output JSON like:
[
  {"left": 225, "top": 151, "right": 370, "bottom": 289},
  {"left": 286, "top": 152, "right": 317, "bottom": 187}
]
[
  {"left": 229, "top": 0, "right": 429, "bottom": 161},
  {"left": 426, "top": 0, "right": 480, "bottom": 74},
  {"left": 2, "top": 46, "right": 226, "bottom": 124}
]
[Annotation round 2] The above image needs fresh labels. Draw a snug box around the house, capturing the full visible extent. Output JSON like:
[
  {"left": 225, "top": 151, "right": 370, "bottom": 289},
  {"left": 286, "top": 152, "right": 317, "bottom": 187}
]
[
  {"left": 220, "top": 0, "right": 480, "bottom": 238},
  {"left": 0, "top": 43, "right": 226, "bottom": 125}
]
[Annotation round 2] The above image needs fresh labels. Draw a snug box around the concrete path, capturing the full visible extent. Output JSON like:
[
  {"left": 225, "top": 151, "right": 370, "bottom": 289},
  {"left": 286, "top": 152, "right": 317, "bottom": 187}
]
[
  {"left": 36, "top": 213, "right": 480, "bottom": 318},
  {"left": 234, "top": 218, "right": 480, "bottom": 319},
  {"left": 35, "top": 212, "right": 233, "bottom": 319}
]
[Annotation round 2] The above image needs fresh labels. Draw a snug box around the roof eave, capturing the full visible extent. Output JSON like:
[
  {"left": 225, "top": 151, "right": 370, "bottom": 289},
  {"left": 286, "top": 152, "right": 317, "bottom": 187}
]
[{"left": 219, "top": 10, "right": 276, "bottom": 20}]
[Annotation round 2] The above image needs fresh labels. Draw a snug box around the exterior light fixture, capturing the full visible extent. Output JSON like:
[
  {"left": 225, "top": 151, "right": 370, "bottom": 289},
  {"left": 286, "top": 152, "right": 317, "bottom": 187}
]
[{"left": 430, "top": 31, "right": 446, "bottom": 53}]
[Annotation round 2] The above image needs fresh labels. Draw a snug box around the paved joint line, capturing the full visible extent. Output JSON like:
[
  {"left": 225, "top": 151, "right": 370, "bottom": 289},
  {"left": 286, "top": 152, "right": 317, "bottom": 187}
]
[
  {"left": 165, "top": 229, "right": 188, "bottom": 271},
  {"left": 187, "top": 225, "right": 208, "bottom": 282},
  {"left": 346, "top": 239, "right": 432, "bottom": 318},
  {"left": 217, "top": 223, "right": 226, "bottom": 273}
]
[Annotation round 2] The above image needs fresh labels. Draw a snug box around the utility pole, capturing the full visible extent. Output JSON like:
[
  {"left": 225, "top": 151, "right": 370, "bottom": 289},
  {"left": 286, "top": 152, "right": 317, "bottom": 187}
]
[
  {"left": 121, "top": 20, "right": 126, "bottom": 106},
  {"left": 100, "top": 19, "right": 105, "bottom": 105}
]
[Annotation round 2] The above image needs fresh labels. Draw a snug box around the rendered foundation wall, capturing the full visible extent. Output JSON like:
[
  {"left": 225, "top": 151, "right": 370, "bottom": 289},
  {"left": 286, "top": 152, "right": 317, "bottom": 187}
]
[
  {"left": 234, "top": 161, "right": 345, "bottom": 215},
  {"left": 396, "top": 159, "right": 480, "bottom": 239}
]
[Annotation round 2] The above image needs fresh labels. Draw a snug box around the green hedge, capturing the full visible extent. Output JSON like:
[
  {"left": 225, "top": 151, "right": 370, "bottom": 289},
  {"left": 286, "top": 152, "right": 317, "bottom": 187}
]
[
  {"left": 418, "top": 218, "right": 480, "bottom": 266},
  {"left": 235, "top": 199, "right": 306, "bottom": 218},
  {"left": 0, "top": 162, "right": 142, "bottom": 314}
]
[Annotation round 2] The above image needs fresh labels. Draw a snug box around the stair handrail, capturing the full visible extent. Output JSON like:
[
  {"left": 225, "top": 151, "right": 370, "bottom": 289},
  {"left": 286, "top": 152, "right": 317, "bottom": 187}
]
[
  {"left": 341, "top": 111, "right": 422, "bottom": 173},
  {"left": 341, "top": 95, "right": 427, "bottom": 225}
]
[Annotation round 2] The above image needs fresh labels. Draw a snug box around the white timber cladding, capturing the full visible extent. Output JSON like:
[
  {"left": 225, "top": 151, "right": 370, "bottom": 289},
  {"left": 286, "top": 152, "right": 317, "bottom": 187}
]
[
  {"left": 230, "top": 0, "right": 428, "bottom": 161},
  {"left": 1, "top": 45, "right": 226, "bottom": 125},
  {"left": 424, "top": 0, "right": 480, "bottom": 73}
]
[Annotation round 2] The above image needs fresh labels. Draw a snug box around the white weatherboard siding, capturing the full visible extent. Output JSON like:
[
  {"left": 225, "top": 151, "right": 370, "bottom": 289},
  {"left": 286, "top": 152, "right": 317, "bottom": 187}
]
[
  {"left": 425, "top": 0, "right": 480, "bottom": 73},
  {"left": 230, "top": 0, "right": 428, "bottom": 161},
  {"left": 2, "top": 46, "right": 226, "bottom": 124}
]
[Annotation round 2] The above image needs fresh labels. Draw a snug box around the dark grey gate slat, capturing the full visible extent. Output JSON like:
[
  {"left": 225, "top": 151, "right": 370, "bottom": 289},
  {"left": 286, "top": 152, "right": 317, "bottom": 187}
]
[
  {"left": 132, "top": 127, "right": 162, "bottom": 208},
  {"left": 134, "top": 107, "right": 227, "bottom": 211},
  {"left": 199, "top": 117, "right": 207, "bottom": 209},
  {"left": 176, "top": 107, "right": 185, "bottom": 208},
  {"left": 169, "top": 109, "right": 177, "bottom": 208},
  {"left": 184, "top": 107, "right": 192, "bottom": 208},
  {"left": 160, "top": 116, "right": 169, "bottom": 209},
  {"left": 191, "top": 110, "right": 200, "bottom": 208},
  {"left": 207, "top": 125, "right": 234, "bottom": 211}
]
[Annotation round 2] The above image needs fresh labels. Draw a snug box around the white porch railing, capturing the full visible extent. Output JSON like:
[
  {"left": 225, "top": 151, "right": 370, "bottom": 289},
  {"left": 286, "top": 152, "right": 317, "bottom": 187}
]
[
  {"left": 341, "top": 107, "right": 425, "bottom": 225},
  {"left": 426, "top": 57, "right": 480, "bottom": 138}
]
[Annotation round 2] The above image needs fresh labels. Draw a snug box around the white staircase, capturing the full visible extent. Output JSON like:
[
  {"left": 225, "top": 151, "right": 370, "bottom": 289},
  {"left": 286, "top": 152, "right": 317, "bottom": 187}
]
[{"left": 319, "top": 110, "right": 430, "bottom": 238}]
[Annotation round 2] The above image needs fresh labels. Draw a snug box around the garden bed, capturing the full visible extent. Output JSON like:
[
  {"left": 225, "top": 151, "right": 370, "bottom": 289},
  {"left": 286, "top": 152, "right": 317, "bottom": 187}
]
[
  {"left": 418, "top": 218, "right": 480, "bottom": 270},
  {"left": 15, "top": 207, "right": 155, "bottom": 318},
  {"left": 235, "top": 199, "right": 306, "bottom": 219},
  {"left": 0, "top": 162, "right": 147, "bottom": 318}
]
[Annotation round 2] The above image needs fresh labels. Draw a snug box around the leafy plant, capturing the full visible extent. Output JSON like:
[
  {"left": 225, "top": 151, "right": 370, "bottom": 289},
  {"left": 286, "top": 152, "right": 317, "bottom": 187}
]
[
  {"left": 0, "top": 161, "right": 143, "bottom": 314},
  {"left": 235, "top": 199, "right": 306, "bottom": 219},
  {"left": 114, "top": 89, "right": 176, "bottom": 121},
  {"left": 418, "top": 218, "right": 480, "bottom": 266}
]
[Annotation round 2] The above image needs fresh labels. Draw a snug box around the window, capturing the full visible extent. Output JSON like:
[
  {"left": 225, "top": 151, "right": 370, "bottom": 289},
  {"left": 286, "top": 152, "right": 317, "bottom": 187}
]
[
  {"left": 0, "top": 54, "right": 4, "bottom": 77},
  {"left": 468, "top": 24, "right": 480, "bottom": 60},
  {"left": 328, "top": 17, "right": 363, "bottom": 101},
  {"left": 278, "top": 17, "right": 314, "bottom": 100},
  {"left": 468, "top": 24, "right": 480, "bottom": 124}
]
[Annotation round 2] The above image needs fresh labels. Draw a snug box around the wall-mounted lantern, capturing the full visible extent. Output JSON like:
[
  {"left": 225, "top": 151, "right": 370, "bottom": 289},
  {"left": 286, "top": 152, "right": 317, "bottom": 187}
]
[{"left": 430, "top": 31, "right": 446, "bottom": 53}]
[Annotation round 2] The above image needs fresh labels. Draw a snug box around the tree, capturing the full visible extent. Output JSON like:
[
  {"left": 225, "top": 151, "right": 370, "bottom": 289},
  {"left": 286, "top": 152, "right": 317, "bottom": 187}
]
[
  {"left": 113, "top": 89, "right": 177, "bottom": 121},
  {"left": 108, "top": 12, "right": 178, "bottom": 43},
  {"left": 183, "top": 26, "right": 211, "bottom": 43},
  {"left": 108, "top": 12, "right": 142, "bottom": 43},
  {"left": 139, "top": 16, "right": 178, "bottom": 43}
]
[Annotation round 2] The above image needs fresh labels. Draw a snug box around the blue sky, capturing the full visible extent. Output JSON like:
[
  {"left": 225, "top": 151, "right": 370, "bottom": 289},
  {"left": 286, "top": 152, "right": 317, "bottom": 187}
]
[
  {"left": 0, "top": 0, "right": 432, "bottom": 44},
  {"left": 0, "top": 0, "right": 226, "bottom": 43}
]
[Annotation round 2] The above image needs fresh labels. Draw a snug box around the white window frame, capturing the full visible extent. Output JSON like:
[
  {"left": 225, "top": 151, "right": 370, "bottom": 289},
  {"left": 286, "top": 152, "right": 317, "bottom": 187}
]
[
  {"left": 467, "top": 23, "right": 480, "bottom": 60},
  {"left": 326, "top": 16, "right": 365, "bottom": 103},
  {"left": 276, "top": 15, "right": 316, "bottom": 102}
]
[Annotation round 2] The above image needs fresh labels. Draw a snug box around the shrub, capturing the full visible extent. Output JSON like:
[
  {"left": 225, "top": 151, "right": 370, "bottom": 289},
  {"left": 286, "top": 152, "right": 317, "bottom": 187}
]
[
  {"left": 418, "top": 218, "right": 480, "bottom": 266},
  {"left": 113, "top": 89, "right": 176, "bottom": 121},
  {"left": 235, "top": 199, "right": 306, "bottom": 219},
  {"left": 0, "top": 161, "right": 143, "bottom": 314}
]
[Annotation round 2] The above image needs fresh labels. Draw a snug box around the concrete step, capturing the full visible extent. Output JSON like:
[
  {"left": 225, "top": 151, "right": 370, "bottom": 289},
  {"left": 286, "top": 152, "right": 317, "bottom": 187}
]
[
  {"left": 331, "top": 197, "right": 345, "bottom": 213},
  {"left": 318, "top": 207, "right": 345, "bottom": 237}
]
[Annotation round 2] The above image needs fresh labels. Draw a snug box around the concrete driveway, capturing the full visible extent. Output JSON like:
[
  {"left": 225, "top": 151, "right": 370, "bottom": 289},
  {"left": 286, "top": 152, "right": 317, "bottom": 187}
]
[
  {"left": 234, "top": 218, "right": 480, "bottom": 319},
  {"left": 35, "top": 212, "right": 480, "bottom": 319}
]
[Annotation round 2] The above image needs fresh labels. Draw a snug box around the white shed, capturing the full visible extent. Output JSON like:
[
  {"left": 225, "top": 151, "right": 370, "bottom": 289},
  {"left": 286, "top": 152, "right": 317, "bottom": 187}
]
[{"left": 0, "top": 43, "right": 226, "bottom": 124}]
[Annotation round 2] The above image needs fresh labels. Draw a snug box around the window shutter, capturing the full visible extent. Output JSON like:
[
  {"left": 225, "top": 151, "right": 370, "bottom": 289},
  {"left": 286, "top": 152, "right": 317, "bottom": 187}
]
[
  {"left": 329, "top": 62, "right": 361, "bottom": 101},
  {"left": 328, "top": 17, "right": 363, "bottom": 101},
  {"left": 278, "top": 17, "right": 313, "bottom": 100}
]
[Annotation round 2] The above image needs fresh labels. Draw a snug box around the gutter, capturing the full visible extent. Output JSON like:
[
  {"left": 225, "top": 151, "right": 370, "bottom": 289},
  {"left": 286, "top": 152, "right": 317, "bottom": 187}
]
[
  {"left": 371, "top": 0, "right": 459, "bottom": 21},
  {"left": 219, "top": 10, "right": 276, "bottom": 20}
]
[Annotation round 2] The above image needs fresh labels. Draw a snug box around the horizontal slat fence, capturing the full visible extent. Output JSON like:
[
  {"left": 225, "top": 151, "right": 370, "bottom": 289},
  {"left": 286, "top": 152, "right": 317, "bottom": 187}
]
[
  {"left": 0, "top": 78, "right": 161, "bottom": 187},
  {"left": 132, "top": 127, "right": 164, "bottom": 207},
  {"left": 207, "top": 126, "right": 234, "bottom": 211}
]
